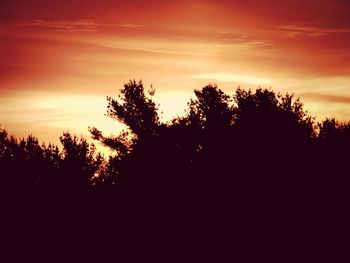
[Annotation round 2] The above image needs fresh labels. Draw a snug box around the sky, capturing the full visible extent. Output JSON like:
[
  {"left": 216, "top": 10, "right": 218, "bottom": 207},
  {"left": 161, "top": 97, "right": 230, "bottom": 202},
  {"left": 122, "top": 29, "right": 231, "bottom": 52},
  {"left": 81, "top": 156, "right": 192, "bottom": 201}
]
[{"left": 1, "top": 0, "right": 350, "bottom": 152}]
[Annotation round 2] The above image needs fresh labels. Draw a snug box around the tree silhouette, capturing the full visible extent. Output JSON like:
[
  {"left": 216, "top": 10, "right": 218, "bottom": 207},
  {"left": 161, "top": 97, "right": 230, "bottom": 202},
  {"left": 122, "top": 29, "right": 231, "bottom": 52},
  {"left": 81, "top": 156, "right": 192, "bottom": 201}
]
[
  {"left": 317, "top": 118, "right": 350, "bottom": 186},
  {"left": 2, "top": 80, "right": 349, "bottom": 258},
  {"left": 0, "top": 127, "right": 103, "bottom": 195},
  {"left": 0, "top": 129, "right": 44, "bottom": 192},
  {"left": 86, "top": 81, "right": 324, "bottom": 212},
  {"left": 1, "top": 80, "right": 349, "bottom": 209},
  {"left": 56, "top": 132, "right": 103, "bottom": 192}
]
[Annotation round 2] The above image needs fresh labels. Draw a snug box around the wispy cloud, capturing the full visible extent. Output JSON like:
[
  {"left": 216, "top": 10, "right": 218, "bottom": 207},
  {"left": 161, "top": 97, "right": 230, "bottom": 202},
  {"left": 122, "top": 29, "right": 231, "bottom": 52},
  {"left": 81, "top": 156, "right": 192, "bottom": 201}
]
[
  {"left": 276, "top": 24, "right": 350, "bottom": 38},
  {"left": 116, "top": 23, "right": 144, "bottom": 28},
  {"left": 192, "top": 73, "right": 272, "bottom": 85},
  {"left": 10, "top": 19, "right": 144, "bottom": 32},
  {"left": 301, "top": 92, "right": 350, "bottom": 104},
  {"left": 18, "top": 19, "right": 100, "bottom": 32},
  {"left": 202, "top": 31, "right": 274, "bottom": 47}
]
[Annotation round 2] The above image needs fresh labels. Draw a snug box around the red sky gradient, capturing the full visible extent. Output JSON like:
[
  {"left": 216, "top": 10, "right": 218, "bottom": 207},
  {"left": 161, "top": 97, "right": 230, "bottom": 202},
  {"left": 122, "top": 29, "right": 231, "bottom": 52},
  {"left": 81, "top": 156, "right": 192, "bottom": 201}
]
[{"left": 1, "top": 0, "right": 350, "bottom": 150}]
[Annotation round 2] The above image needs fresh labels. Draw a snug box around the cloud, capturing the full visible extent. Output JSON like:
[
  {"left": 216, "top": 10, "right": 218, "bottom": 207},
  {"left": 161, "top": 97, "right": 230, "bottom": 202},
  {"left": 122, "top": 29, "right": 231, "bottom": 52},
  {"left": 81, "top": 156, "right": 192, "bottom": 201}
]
[
  {"left": 276, "top": 24, "right": 350, "bottom": 38},
  {"left": 18, "top": 19, "right": 100, "bottom": 32},
  {"left": 192, "top": 73, "right": 272, "bottom": 85},
  {"left": 9, "top": 19, "right": 145, "bottom": 32},
  {"left": 301, "top": 92, "right": 350, "bottom": 104},
  {"left": 116, "top": 23, "right": 144, "bottom": 28}
]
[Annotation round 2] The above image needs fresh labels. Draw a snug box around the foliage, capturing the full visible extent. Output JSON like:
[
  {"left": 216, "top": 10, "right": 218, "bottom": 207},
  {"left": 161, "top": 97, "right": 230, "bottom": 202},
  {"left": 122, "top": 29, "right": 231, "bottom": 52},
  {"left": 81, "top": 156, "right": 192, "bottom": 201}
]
[
  {"left": 0, "top": 128, "right": 102, "bottom": 193},
  {"left": 1, "top": 80, "right": 349, "bottom": 203}
]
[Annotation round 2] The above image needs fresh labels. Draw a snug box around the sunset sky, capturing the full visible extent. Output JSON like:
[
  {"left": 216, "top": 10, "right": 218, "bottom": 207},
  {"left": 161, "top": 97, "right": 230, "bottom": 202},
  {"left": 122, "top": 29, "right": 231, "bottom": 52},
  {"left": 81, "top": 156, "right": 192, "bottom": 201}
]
[{"left": 1, "top": 0, "right": 349, "bottom": 151}]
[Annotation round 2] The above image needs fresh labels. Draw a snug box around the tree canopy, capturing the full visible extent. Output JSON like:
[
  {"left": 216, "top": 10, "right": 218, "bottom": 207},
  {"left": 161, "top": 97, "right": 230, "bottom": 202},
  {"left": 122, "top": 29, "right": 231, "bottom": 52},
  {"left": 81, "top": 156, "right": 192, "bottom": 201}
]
[
  {"left": 2, "top": 80, "right": 349, "bottom": 258},
  {"left": 1, "top": 80, "right": 349, "bottom": 198}
]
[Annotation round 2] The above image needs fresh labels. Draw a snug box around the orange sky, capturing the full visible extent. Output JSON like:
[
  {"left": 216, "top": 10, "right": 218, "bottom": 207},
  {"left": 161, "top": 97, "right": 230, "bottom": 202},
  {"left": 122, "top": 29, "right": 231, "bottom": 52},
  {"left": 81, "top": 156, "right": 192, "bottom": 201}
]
[{"left": 1, "top": 0, "right": 350, "bottom": 151}]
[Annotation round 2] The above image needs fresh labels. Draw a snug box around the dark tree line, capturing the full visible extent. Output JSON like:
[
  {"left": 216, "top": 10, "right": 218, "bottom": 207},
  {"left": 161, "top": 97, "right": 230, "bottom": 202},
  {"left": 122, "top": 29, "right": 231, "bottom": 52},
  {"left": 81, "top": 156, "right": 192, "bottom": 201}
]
[
  {"left": 0, "top": 130, "right": 104, "bottom": 195},
  {"left": 1, "top": 79, "right": 349, "bottom": 200},
  {"left": 2, "top": 79, "right": 349, "bottom": 258},
  {"left": 90, "top": 80, "right": 349, "bottom": 202}
]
